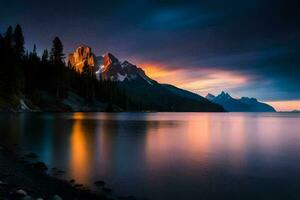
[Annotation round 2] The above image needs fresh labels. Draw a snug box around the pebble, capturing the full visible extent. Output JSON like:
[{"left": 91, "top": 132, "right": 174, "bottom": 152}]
[
  {"left": 0, "top": 180, "right": 8, "bottom": 186},
  {"left": 16, "top": 189, "right": 27, "bottom": 196},
  {"left": 94, "top": 180, "right": 105, "bottom": 186},
  {"left": 52, "top": 195, "right": 63, "bottom": 200},
  {"left": 22, "top": 195, "right": 34, "bottom": 200}
]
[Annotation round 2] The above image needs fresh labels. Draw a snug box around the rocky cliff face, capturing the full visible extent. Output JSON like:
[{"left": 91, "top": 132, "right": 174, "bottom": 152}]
[
  {"left": 100, "top": 53, "right": 126, "bottom": 81},
  {"left": 68, "top": 46, "right": 153, "bottom": 83},
  {"left": 68, "top": 46, "right": 99, "bottom": 72}
]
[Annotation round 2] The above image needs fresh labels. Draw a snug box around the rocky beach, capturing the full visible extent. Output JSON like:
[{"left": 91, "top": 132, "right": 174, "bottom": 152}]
[{"left": 0, "top": 143, "right": 135, "bottom": 200}]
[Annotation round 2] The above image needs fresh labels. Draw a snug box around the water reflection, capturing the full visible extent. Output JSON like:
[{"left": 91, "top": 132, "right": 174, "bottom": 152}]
[
  {"left": 1, "top": 113, "right": 300, "bottom": 199},
  {"left": 69, "top": 117, "right": 91, "bottom": 184}
]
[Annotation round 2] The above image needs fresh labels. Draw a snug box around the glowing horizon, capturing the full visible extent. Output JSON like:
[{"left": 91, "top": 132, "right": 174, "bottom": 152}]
[
  {"left": 140, "top": 63, "right": 300, "bottom": 112},
  {"left": 266, "top": 101, "right": 300, "bottom": 112},
  {"left": 140, "top": 63, "right": 248, "bottom": 93}
]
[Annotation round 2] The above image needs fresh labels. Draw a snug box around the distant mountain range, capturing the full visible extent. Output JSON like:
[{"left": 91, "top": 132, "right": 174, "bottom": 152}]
[
  {"left": 68, "top": 46, "right": 224, "bottom": 112},
  {"left": 291, "top": 110, "right": 300, "bottom": 113},
  {"left": 67, "top": 46, "right": 278, "bottom": 112},
  {"left": 206, "top": 92, "right": 276, "bottom": 112},
  {"left": 280, "top": 110, "right": 300, "bottom": 113}
]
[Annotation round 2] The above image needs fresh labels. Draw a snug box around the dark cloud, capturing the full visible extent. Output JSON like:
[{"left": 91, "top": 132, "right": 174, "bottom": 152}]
[{"left": 1, "top": 0, "right": 299, "bottom": 100}]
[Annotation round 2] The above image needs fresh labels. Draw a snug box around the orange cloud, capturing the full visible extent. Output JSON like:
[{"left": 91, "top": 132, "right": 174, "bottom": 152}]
[
  {"left": 139, "top": 62, "right": 300, "bottom": 112},
  {"left": 141, "top": 64, "right": 172, "bottom": 79},
  {"left": 179, "top": 71, "right": 247, "bottom": 95},
  {"left": 266, "top": 100, "right": 300, "bottom": 111},
  {"left": 140, "top": 63, "right": 248, "bottom": 96}
]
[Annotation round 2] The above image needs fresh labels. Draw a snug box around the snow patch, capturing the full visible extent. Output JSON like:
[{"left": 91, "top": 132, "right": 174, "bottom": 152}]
[
  {"left": 117, "top": 73, "right": 127, "bottom": 81},
  {"left": 19, "top": 99, "right": 30, "bottom": 111},
  {"left": 96, "top": 65, "right": 105, "bottom": 74}
]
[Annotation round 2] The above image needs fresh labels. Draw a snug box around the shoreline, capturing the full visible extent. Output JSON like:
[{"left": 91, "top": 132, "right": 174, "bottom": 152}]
[{"left": 0, "top": 142, "right": 135, "bottom": 200}]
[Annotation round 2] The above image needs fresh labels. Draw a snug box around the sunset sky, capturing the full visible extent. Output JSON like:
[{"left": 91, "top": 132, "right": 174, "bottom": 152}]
[{"left": 1, "top": 0, "right": 299, "bottom": 111}]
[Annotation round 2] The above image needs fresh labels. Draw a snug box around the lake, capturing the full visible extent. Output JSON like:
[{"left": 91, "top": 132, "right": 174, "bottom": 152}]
[{"left": 1, "top": 112, "right": 300, "bottom": 200}]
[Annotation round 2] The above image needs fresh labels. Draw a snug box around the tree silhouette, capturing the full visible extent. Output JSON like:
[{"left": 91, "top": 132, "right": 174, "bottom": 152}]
[
  {"left": 42, "top": 49, "right": 49, "bottom": 62},
  {"left": 50, "top": 37, "right": 66, "bottom": 99},
  {"left": 14, "top": 24, "right": 25, "bottom": 60},
  {"left": 0, "top": 24, "right": 143, "bottom": 111},
  {"left": 50, "top": 37, "right": 64, "bottom": 64},
  {"left": 3, "top": 26, "right": 13, "bottom": 48},
  {"left": 0, "top": 26, "right": 22, "bottom": 100}
]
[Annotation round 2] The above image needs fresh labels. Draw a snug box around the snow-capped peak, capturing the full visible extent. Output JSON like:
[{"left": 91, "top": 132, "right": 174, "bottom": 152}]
[
  {"left": 97, "top": 53, "right": 154, "bottom": 84},
  {"left": 102, "top": 52, "right": 119, "bottom": 66},
  {"left": 205, "top": 93, "right": 216, "bottom": 101},
  {"left": 69, "top": 47, "right": 154, "bottom": 85}
]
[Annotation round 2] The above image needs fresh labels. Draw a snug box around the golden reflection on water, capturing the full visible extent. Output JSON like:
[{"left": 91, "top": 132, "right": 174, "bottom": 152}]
[
  {"left": 144, "top": 115, "right": 216, "bottom": 171},
  {"left": 69, "top": 113, "right": 91, "bottom": 184},
  {"left": 185, "top": 115, "right": 212, "bottom": 156},
  {"left": 68, "top": 113, "right": 254, "bottom": 180},
  {"left": 145, "top": 120, "right": 171, "bottom": 168},
  {"left": 144, "top": 114, "right": 250, "bottom": 171},
  {"left": 65, "top": 112, "right": 300, "bottom": 187}
]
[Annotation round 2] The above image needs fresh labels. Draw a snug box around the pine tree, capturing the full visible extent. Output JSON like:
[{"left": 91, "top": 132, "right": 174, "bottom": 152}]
[
  {"left": 50, "top": 37, "right": 64, "bottom": 64},
  {"left": 50, "top": 37, "right": 66, "bottom": 99},
  {"left": 3, "top": 26, "right": 13, "bottom": 50},
  {"left": 29, "top": 44, "right": 38, "bottom": 60},
  {"left": 14, "top": 24, "right": 25, "bottom": 59},
  {"left": 32, "top": 44, "right": 37, "bottom": 55},
  {"left": 0, "top": 26, "right": 20, "bottom": 100},
  {"left": 82, "top": 62, "right": 93, "bottom": 101},
  {"left": 13, "top": 25, "right": 25, "bottom": 93},
  {"left": 42, "top": 49, "right": 49, "bottom": 62}
]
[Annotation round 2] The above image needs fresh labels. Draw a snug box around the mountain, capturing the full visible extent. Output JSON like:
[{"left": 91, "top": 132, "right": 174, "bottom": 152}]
[
  {"left": 291, "top": 110, "right": 300, "bottom": 113},
  {"left": 206, "top": 91, "right": 276, "bottom": 112},
  {"left": 100, "top": 53, "right": 224, "bottom": 111},
  {"left": 205, "top": 93, "right": 215, "bottom": 101},
  {"left": 99, "top": 53, "right": 156, "bottom": 84},
  {"left": 68, "top": 48, "right": 224, "bottom": 112},
  {"left": 68, "top": 46, "right": 100, "bottom": 73},
  {"left": 281, "top": 110, "right": 300, "bottom": 113}
]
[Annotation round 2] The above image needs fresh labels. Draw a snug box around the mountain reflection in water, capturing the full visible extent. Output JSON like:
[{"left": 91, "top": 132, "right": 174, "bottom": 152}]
[{"left": 1, "top": 112, "right": 300, "bottom": 200}]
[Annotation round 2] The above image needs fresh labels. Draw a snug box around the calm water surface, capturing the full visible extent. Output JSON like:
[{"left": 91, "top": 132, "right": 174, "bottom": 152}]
[{"left": 1, "top": 112, "right": 300, "bottom": 200}]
